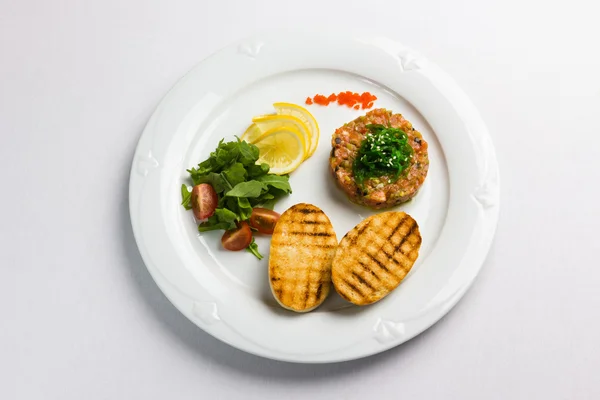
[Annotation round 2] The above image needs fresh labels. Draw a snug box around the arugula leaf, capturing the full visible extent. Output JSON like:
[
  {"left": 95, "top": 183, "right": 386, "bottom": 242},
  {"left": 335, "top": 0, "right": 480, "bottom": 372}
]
[
  {"left": 214, "top": 208, "right": 237, "bottom": 227},
  {"left": 249, "top": 192, "right": 274, "bottom": 207},
  {"left": 256, "top": 174, "right": 292, "bottom": 193},
  {"left": 247, "top": 163, "right": 270, "bottom": 178},
  {"left": 197, "top": 215, "right": 234, "bottom": 232},
  {"left": 258, "top": 188, "right": 289, "bottom": 210},
  {"left": 222, "top": 162, "right": 247, "bottom": 187},
  {"left": 188, "top": 157, "right": 214, "bottom": 177},
  {"left": 245, "top": 238, "right": 263, "bottom": 260},
  {"left": 225, "top": 181, "right": 267, "bottom": 198},
  {"left": 180, "top": 184, "right": 192, "bottom": 210},
  {"left": 192, "top": 172, "right": 226, "bottom": 193},
  {"left": 236, "top": 197, "right": 254, "bottom": 220},
  {"left": 260, "top": 198, "right": 278, "bottom": 210},
  {"left": 238, "top": 140, "right": 260, "bottom": 166}
]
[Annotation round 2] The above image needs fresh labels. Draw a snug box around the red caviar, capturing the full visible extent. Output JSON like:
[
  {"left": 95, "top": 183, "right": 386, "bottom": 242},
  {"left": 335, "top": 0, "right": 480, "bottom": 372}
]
[
  {"left": 313, "top": 94, "right": 329, "bottom": 105},
  {"left": 305, "top": 91, "right": 377, "bottom": 109}
]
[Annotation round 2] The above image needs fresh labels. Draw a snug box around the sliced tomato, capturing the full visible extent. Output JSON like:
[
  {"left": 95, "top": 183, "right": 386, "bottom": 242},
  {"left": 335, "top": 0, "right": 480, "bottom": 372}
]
[
  {"left": 191, "top": 183, "right": 217, "bottom": 220},
  {"left": 221, "top": 221, "right": 252, "bottom": 251},
  {"left": 249, "top": 208, "right": 280, "bottom": 234}
]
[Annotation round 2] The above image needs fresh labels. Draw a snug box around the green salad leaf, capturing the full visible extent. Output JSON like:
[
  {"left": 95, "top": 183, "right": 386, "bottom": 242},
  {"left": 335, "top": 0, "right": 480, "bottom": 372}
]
[
  {"left": 226, "top": 181, "right": 267, "bottom": 198},
  {"left": 222, "top": 162, "right": 247, "bottom": 187},
  {"left": 181, "top": 138, "right": 291, "bottom": 259},
  {"left": 191, "top": 172, "right": 227, "bottom": 193},
  {"left": 247, "top": 163, "right": 270, "bottom": 179},
  {"left": 245, "top": 238, "right": 263, "bottom": 260},
  {"left": 255, "top": 174, "right": 292, "bottom": 193},
  {"left": 180, "top": 184, "right": 192, "bottom": 210}
]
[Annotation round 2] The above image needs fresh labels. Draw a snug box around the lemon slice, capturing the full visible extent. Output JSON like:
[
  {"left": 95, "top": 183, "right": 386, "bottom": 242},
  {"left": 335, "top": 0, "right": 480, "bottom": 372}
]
[
  {"left": 273, "top": 102, "right": 320, "bottom": 158},
  {"left": 253, "top": 126, "right": 306, "bottom": 175},
  {"left": 241, "top": 123, "right": 263, "bottom": 143},
  {"left": 252, "top": 114, "right": 311, "bottom": 157}
]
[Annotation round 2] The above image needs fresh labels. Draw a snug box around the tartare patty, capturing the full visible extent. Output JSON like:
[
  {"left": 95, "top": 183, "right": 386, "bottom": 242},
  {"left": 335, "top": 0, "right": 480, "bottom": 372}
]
[{"left": 329, "top": 108, "right": 429, "bottom": 209}]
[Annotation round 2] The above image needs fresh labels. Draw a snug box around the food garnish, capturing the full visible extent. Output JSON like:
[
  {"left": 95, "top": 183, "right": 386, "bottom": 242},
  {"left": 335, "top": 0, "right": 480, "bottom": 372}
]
[
  {"left": 252, "top": 115, "right": 310, "bottom": 155},
  {"left": 273, "top": 102, "right": 320, "bottom": 158},
  {"left": 305, "top": 91, "right": 377, "bottom": 109},
  {"left": 352, "top": 124, "right": 414, "bottom": 186},
  {"left": 241, "top": 102, "right": 319, "bottom": 173},
  {"left": 332, "top": 211, "right": 421, "bottom": 306},
  {"left": 252, "top": 126, "right": 305, "bottom": 175},
  {"left": 181, "top": 138, "right": 292, "bottom": 258}
]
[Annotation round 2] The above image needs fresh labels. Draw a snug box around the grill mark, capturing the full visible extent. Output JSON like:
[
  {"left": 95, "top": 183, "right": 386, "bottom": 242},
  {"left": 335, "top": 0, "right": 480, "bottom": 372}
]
[
  {"left": 360, "top": 261, "right": 381, "bottom": 282},
  {"left": 387, "top": 216, "right": 407, "bottom": 240},
  {"left": 289, "top": 231, "right": 333, "bottom": 237},
  {"left": 338, "top": 289, "right": 351, "bottom": 301},
  {"left": 302, "top": 220, "right": 326, "bottom": 225},
  {"left": 381, "top": 248, "right": 398, "bottom": 267},
  {"left": 297, "top": 208, "right": 318, "bottom": 214},
  {"left": 352, "top": 271, "right": 374, "bottom": 291},
  {"left": 396, "top": 221, "right": 417, "bottom": 255},
  {"left": 313, "top": 243, "right": 337, "bottom": 249},
  {"left": 343, "top": 279, "right": 364, "bottom": 297},
  {"left": 275, "top": 288, "right": 283, "bottom": 298},
  {"left": 367, "top": 253, "right": 390, "bottom": 274},
  {"left": 356, "top": 220, "right": 372, "bottom": 236},
  {"left": 315, "top": 283, "right": 323, "bottom": 300}
]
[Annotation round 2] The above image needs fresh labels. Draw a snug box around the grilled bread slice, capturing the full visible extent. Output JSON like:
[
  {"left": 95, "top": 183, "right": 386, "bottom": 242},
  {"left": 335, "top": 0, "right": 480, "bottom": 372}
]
[
  {"left": 332, "top": 212, "right": 421, "bottom": 306},
  {"left": 269, "top": 203, "right": 338, "bottom": 312}
]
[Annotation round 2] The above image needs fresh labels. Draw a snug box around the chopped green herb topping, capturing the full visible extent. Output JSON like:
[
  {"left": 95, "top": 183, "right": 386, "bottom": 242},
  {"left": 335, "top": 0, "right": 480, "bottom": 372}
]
[{"left": 352, "top": 124, "right": 414, "bottom": 186}]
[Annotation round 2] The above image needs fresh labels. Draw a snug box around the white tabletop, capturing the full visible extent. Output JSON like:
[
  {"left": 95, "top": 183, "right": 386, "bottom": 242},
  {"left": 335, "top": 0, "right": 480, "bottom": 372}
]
[{"left": 3, "top": 1, "right": 599, "bottom": 399}]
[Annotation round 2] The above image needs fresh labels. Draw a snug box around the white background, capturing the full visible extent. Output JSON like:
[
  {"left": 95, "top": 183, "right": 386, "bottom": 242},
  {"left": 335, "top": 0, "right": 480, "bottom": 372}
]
[{"left": 2, "top": 0, "right": 599, "bottom": 399}]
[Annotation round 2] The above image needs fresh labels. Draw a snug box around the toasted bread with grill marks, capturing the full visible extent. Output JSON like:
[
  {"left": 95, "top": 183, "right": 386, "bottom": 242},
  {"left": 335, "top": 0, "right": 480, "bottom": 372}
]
[
  {"left": 269, "top": 203, "right": 338, "bottom": 312},
  {"left": 332, "top": 212, "right": 421, "bottom": 306}
]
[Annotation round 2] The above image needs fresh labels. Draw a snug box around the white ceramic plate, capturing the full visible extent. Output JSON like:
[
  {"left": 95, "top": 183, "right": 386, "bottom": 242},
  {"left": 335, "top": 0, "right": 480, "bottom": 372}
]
[{"left": 129, "top": 32, "right": 499, "bottom": 363}]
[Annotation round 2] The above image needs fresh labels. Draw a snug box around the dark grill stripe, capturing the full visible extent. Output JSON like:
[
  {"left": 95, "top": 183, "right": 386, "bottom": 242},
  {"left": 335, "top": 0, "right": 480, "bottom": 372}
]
[
  {"left": 343, "top": 279, "right": 364, "bottom": 297},
  {"left": 387, "top": 216, "right": 407, "bottom": 240},
  {"left": 289, "top": 231, "right": 333, "bottom": 237},
  {"left": 302, "top": 220, "right": 326, "bottom": 225},
  {"left": 396, "top": 221, "right": 416, "bottom": 255},
  {"left": 367, "top": 252, "right": 390, "bottom": 273},
  {"left": 352, "top": 271, "right": 374, "bottom": 291},
  {"left": 356, "top": 220, "right": 372, "bottom": 236},
  {"left": 297, "top": 208, "right": 318, "bottom": 214},
  {"left": 315, "top": 283, "right": 322, "bottom": 300},
  {"left": 361, "top": 261, "right": 381, "bottom": 282}
]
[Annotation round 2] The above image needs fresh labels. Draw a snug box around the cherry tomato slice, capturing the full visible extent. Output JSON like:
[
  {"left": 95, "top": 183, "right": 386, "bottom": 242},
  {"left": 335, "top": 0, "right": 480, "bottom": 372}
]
[
  {"left": 191, "top": 183, "right": 217, "bottom": 220},
  {"left": 249, "top": 208, "right": 281, "bottom": 234},
  {"left": 221, "top": 221, "right": 252, "bottom": 251}
]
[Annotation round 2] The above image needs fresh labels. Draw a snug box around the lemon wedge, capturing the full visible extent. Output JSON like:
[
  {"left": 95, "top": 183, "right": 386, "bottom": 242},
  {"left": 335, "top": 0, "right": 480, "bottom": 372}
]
[
  {"left": 253, "top": 126, "right": 306, "bottom": 175},
  {"left": 273, "top": 102, "right": 320, "bottom": 158},
  {"left": 241, "top": 123, "right": 263, "bottom": 144},
  {"left": 252, "top": 114, "right": 311, "bottom": 157}
]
